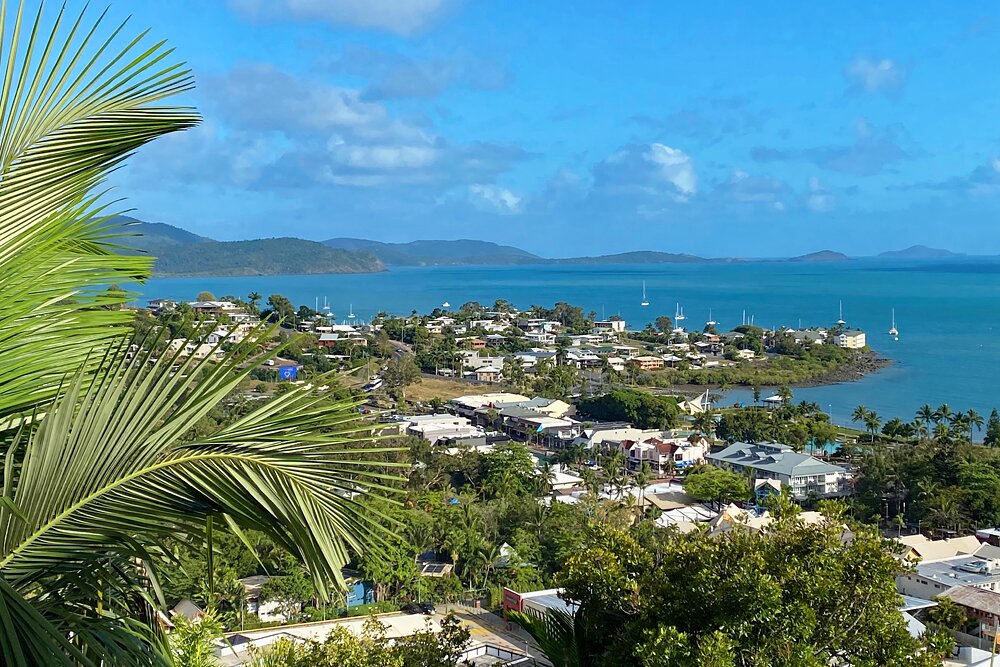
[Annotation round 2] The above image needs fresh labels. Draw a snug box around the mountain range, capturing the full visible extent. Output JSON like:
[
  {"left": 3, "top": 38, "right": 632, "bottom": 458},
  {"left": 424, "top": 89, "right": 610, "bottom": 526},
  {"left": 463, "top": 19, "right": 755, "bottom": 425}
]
[{"left": 109, "top": 219, "right": 977, "bottom": 276}]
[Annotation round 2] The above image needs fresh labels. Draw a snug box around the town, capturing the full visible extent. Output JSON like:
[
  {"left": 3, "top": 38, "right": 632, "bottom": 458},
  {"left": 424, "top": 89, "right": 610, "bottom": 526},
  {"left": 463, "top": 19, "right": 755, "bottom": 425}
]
[{"left": 135, "top": 291, "right": 1000, "bottom": 666}]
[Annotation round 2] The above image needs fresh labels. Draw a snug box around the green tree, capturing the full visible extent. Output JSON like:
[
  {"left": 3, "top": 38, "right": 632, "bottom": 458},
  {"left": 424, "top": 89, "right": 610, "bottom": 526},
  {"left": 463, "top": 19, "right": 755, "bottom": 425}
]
[
  {"left": 654, "top": 316, "right": 672, "bottom": 334},
  {"left": 260, "top": 570, "right": 314, "bottom": 622},
  {"left": 683, "top": 465, "right": 750, "bottom": 509},
  {"left": 196, "top": 291, "right": 217, "bottom": 302},
  {"left": 531, "top": 522, "right": 951, "bottom": 667},
  {"left": 986, "top": 409, "right": 1000, "bottom": 446},
  {"left": 265, "top": 293, "right": 296, "bottom": 323},
  {"left": 247, "top": 291, "right": 262, "bottom": 315},
  {"left": 0, "top": 7, "right": 395, "bottom": 663},
  {"left": 171, "top": 612, "right": 223, "bottom": 667}
]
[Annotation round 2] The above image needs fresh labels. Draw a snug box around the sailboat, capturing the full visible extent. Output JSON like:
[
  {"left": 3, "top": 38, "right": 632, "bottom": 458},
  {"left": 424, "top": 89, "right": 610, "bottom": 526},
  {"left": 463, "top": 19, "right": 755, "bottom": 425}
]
[
  {"left": 889, "top": 309, "right": 898, "bottom": 339},
  {"left": 442, "top": 301, "right": 451, "bottom": 308},
  {"left": 641, "top": 281, "right": 649, "bottom": 307},
  {"left": 347, "top": 304, "right": 356, "bottom": 319},
  {"left": 706, "top": 309, "right": 716, "bottom": 327},
  {"left": 836, "top": 300, "right": 846, "bottom": 326},
  {"left": 672, "top": 303, "right": 687, "bottom": 333}
]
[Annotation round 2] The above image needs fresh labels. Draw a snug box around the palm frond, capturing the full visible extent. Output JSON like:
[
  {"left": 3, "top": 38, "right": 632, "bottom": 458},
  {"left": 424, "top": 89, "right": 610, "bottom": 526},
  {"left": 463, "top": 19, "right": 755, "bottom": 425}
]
[{"left": 0, "top": 328, "right": 402, "bottom": 662}]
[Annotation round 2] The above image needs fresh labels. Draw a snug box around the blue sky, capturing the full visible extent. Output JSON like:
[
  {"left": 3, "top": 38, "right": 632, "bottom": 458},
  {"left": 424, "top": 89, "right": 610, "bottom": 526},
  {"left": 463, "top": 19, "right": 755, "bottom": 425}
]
[{"left": 105, "top": 1, "right": 1000, "bottom": 257}]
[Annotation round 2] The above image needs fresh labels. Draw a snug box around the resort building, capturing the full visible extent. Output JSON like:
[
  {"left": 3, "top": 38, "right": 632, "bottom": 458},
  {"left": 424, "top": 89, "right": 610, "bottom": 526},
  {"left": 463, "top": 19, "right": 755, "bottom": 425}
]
[
  {"left": 834, "top": 331, "right": 866, "bottom": 349},
  {"left": 707, "top": 442, "right": 849, "bottom": 500}
]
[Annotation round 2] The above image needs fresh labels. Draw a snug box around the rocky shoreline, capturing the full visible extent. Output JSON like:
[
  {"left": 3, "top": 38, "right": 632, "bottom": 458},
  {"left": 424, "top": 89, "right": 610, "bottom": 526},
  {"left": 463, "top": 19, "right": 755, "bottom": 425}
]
[
  {"left": 795, "top": 351, "right": 892, "bottom": 388},
  {"left": 650, "top": 351, "right": 893, "bottom": 398}
]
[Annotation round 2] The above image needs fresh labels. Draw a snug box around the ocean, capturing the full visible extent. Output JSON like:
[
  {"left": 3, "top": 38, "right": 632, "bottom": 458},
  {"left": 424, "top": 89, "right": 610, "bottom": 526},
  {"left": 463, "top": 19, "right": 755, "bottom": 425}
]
[{"left": 143, "top": 259, "right": 1000, "bottom": 428}]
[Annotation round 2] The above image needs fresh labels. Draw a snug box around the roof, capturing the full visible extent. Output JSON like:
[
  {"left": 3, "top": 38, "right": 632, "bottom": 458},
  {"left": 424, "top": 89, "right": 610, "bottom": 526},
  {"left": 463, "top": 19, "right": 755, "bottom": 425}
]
[
  {"left": 943, "top": 585, "right": 1000, "bottom": 616},
  {"left": 899, "top": 595, "right": 937, "bottom": 612},
  {"left": 914, "top": 555, "right": 1000, "bottom": 587},
  {"left": 898, "top": 534, "right": 982, "bottom": 562},
  {"left": 517, "top": 588, "right": 579, "bottom": 617},
  {"left": 171, "top": 598, "right": 204, "bottom": 620},
  {"left": 708, "top": 442, "right": 845, "bottom": 477}
]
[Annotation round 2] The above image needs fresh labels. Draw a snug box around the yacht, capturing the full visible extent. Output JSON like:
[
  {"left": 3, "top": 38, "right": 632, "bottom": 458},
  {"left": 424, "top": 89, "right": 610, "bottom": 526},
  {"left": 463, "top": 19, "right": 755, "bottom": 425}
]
[
  {"left": 889, "top": 309, "right": 898, "bottom": 339},
  {"left": 641, "top": 281, "right": 649, "bottom": 307}
]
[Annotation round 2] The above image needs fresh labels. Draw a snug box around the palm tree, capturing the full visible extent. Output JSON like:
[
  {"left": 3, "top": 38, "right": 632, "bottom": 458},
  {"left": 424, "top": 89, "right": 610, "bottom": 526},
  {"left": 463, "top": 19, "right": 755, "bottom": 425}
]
[
  {"left": 916, "top": 404, "right": 935, "bottom": 426},
  {"left": 967, "top": 409, "right": 985, "bottom": 441},
  {"left": 247, "top": 291, "right": 262, "bottom": 315},
  {"left": 864, "top": 412, "right": 881, "bottom": 443},
  {"left": 934, "top": 403, "right": 952, "bottom": 424},
  {"left": 851, "top": 404, "right": 870, "bottom": 425},
  {"left": 0, "top": 6, "right": 395, "bottom": 664}
]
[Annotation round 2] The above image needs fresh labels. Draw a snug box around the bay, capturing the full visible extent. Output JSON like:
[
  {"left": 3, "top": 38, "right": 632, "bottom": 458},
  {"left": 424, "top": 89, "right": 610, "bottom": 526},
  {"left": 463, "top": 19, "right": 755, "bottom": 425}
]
[{"left": 143, "top": 258, "right": 1000, "bottom": 427}]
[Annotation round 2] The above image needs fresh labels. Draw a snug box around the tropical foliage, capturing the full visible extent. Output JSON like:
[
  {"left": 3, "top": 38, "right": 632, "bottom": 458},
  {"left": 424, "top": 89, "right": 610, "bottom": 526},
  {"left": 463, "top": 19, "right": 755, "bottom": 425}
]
[
  {"left": 517, "top": 512, "right": 951, "bottom": 666},
  {"left": 0, "top": 3, "right": 395, "bottom": 665}
]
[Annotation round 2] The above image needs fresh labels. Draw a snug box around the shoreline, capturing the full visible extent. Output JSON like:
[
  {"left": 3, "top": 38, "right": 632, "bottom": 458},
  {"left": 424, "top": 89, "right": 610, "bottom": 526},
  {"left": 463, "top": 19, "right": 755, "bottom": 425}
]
[{"left": 646, "top": 352, "right": 893, "bottom": 398}]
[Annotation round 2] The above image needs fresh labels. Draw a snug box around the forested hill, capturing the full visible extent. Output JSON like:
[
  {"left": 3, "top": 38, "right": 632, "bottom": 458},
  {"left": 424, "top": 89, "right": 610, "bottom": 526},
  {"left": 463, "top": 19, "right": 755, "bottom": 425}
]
[
  {"left": 323, "top": 237, "right": 542, "bottom": 266},
  {"left": 149, "top": 239, "right": 384, "bottom": 277},
  {"left": 111, "top": 218, "right": 384, "bottom": 276}
]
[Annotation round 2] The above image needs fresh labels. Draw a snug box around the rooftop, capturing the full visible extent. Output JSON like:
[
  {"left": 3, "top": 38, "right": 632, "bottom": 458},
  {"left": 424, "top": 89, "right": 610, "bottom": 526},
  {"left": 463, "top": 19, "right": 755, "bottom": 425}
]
[
  {"left": 915, "top": 555, "right": 1000, "bottom": 587},
  {"left": 708, "top": 442, "right": 845, "bottom": 477}
]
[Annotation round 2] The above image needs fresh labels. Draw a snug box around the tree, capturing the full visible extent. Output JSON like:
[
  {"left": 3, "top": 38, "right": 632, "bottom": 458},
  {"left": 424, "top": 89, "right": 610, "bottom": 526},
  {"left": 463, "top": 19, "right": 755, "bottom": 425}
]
[
  {"left": 0, "top": 7, "right": 395, "bottom": 663},
  {"left": 196, "top": 291, "right": 217, "bottom": 302},
  {"left": 265, "top": 293, "right": 296, "bottom": 323},
  {"left": 578, "top": 389, "right": 679, "bottom": 429},
  {"left": 247, "top": 291, "right": 262, "bottom": 315},
  {"left": 986, "top": 409, "right": 1000, "bottom": 446},
  {"left": 654, "top": 316, "right": 672, "bottom": 334},
  {"left": 683, "top": 465, "right": 750, "bottom": 509},
  {"left": 171, "top": 612, "right": 224, "bottom": 667},
  {"left": 777, "top": 386, "right": 792, "bottom": 404},
  {"left": 864, "top": 411, "right": 881, "bottom": 443},
  {"left": 533, "top": 522, "right": 951, "bottom": 667},
  {"left": 384, "top": 354, "right": 421, "bottom": 393},
  {"left": 928, "top": 596, "right": 966, "bottom": 630},
  {"left": 260, "top": 571, "right": 314, "bottom": 622}
]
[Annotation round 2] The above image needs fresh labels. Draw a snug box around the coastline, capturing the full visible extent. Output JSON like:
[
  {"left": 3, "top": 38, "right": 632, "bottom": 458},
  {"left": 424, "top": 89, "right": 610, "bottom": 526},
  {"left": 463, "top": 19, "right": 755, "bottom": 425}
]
[{"left": 644, "top": 351, "right": 893, "bottom": 397}]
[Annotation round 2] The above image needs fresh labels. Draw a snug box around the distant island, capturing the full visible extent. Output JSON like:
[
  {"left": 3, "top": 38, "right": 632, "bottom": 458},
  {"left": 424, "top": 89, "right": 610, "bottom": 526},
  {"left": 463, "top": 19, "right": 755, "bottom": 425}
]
[
  {"left": 878, "top": 245, "right": 965, "bottom": 260},
  {"left": 324, "top": 238, "right": 541, "bottom": 266},
  {"left": 116, "top": 219, "right": 384, "bottom": 276},
  {"left": 114, "top": 218, "right": 978, "bottom": 276},
  {"left": 789, "top": 250, "right": 849, "bottom": 263}
]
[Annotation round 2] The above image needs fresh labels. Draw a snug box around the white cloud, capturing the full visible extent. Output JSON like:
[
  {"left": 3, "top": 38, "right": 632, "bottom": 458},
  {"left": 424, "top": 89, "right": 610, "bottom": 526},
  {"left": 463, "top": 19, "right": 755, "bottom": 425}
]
[
  {"left": 468, "top": 184, "right": 522, "bottom": 214},
  {"left": 806, "top": 176, "right": 835, "bottom": 212},
  {"left": 229, "top": 0, "right": 459, "bottom": 35},
  {"left": 645, "top": 143, "right": 697, "bottom": 195},
  {"left": 845, "top": 57, "right": 910, "bottom": 96},
  {"left": 595, "top": 143, "right": 697, "bottom": 204}
]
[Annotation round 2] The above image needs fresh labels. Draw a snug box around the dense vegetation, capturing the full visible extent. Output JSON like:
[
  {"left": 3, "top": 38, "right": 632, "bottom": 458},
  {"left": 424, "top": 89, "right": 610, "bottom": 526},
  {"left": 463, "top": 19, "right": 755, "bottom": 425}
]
[
  {"left": 577, "top": 388, "right": 680, "bottom": 429},
  {"left": 516, "top": 505, "right": 950, "bottom": 667}
]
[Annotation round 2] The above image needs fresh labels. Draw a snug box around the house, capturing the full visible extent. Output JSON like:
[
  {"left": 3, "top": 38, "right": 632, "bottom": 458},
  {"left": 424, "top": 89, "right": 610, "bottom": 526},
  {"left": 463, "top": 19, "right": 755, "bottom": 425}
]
[
  {"left": 606, "top": 356, "right": 626, "bottom": 372},
  {"left": 564, "top": 349, "right": 602, "bottom": 368},
  {"left": 468, "top": 338, "right": 487, "bottom": 350},
  {"left": 239, "top": 575, "right": 299, "bottom": 622},
  {"left": 707, "top": 442, "right": 849, "bottom": 500},
  {"left": 896, "top": 534, "right": 983, "bottom": 563},
  {"left": 629, "top": 355, "right": 664, "bottom": 371},
  {"left": 620, "top": 436, "right": 709, "bottom": 472},
  {"left": 166, "top": 339, "right": 224, "bottom": 361},
  {"left": 941, "top": 585, "right": 1000, "bottom": 644},
  {"left": 835, "top": 331, "right": 866, "bottom": 349},
  {"left": 485, "top": 334, "right": 507, "bottom": 347},
  {"left": 592, "top": 319, "right": 627, "bottom": 334},
  {"left": 473, "top": 366, "right": 504, "bottom": 383},
  {"left": 448, "top": 393, "right": 531, "bottom": 418},
  {"left": 525, "top": 331, "right": 557, "bottom": 346},
  {"left": 736, "top": 348, "right": 756, "bottom": 360},
  {"left": 794, "top": 330, "right": 827, "bottom": 346}
]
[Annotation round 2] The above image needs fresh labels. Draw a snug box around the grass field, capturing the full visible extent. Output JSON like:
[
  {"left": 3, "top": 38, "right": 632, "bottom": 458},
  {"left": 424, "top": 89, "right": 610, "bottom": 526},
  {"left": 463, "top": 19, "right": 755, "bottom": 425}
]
[{"left": 405, "top": 376, "right": 481, "bottom": 402}]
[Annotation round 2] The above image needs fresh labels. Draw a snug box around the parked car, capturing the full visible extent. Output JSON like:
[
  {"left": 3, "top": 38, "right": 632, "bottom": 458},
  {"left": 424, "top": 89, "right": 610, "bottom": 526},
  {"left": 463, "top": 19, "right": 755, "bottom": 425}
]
[{"left": 403, "top": 602, "right": 435, "bottom": 615}]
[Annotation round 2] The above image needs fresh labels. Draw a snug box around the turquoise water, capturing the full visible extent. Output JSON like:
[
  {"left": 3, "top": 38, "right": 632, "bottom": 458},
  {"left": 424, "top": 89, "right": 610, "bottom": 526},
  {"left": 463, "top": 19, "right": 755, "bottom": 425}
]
[{"left": 144, "top": 259, "right": 1000, "bottom": 427}]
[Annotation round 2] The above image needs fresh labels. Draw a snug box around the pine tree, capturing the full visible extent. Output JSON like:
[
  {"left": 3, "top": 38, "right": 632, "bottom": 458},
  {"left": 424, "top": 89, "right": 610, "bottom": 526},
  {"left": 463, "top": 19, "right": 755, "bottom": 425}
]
[{"left": 985, "top": 409, "right": 1000, "bottom": 446}]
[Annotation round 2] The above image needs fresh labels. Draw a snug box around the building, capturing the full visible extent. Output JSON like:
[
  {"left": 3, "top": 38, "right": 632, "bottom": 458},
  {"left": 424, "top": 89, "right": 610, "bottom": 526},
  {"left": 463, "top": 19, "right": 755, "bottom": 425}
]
[
  {"left": 897, "top": 554, "right": 1000, "bottom": 599},
  {"left": 619, "top": 436, "right": 709, "bottom": 472},
  {"left": 629, "top": 355, "right": 665, "bottom": 371},
  {"left": 397, "top": 414, "right": 484, "bottom": 443},
  {"left": 897, "top": 534, "right": 983, "bottom": 563},
  {"left": 448, "top": 393, "right": 531, "bottom": 418},
  {"left": 707, "top": 441, "right": 849, "bottom": 500},
  {"left": 835, "top": 331, "right": 867, "bottom": 349},
  {"left": 941, "top": 585, "right": 1000, "bottom": 644}
]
